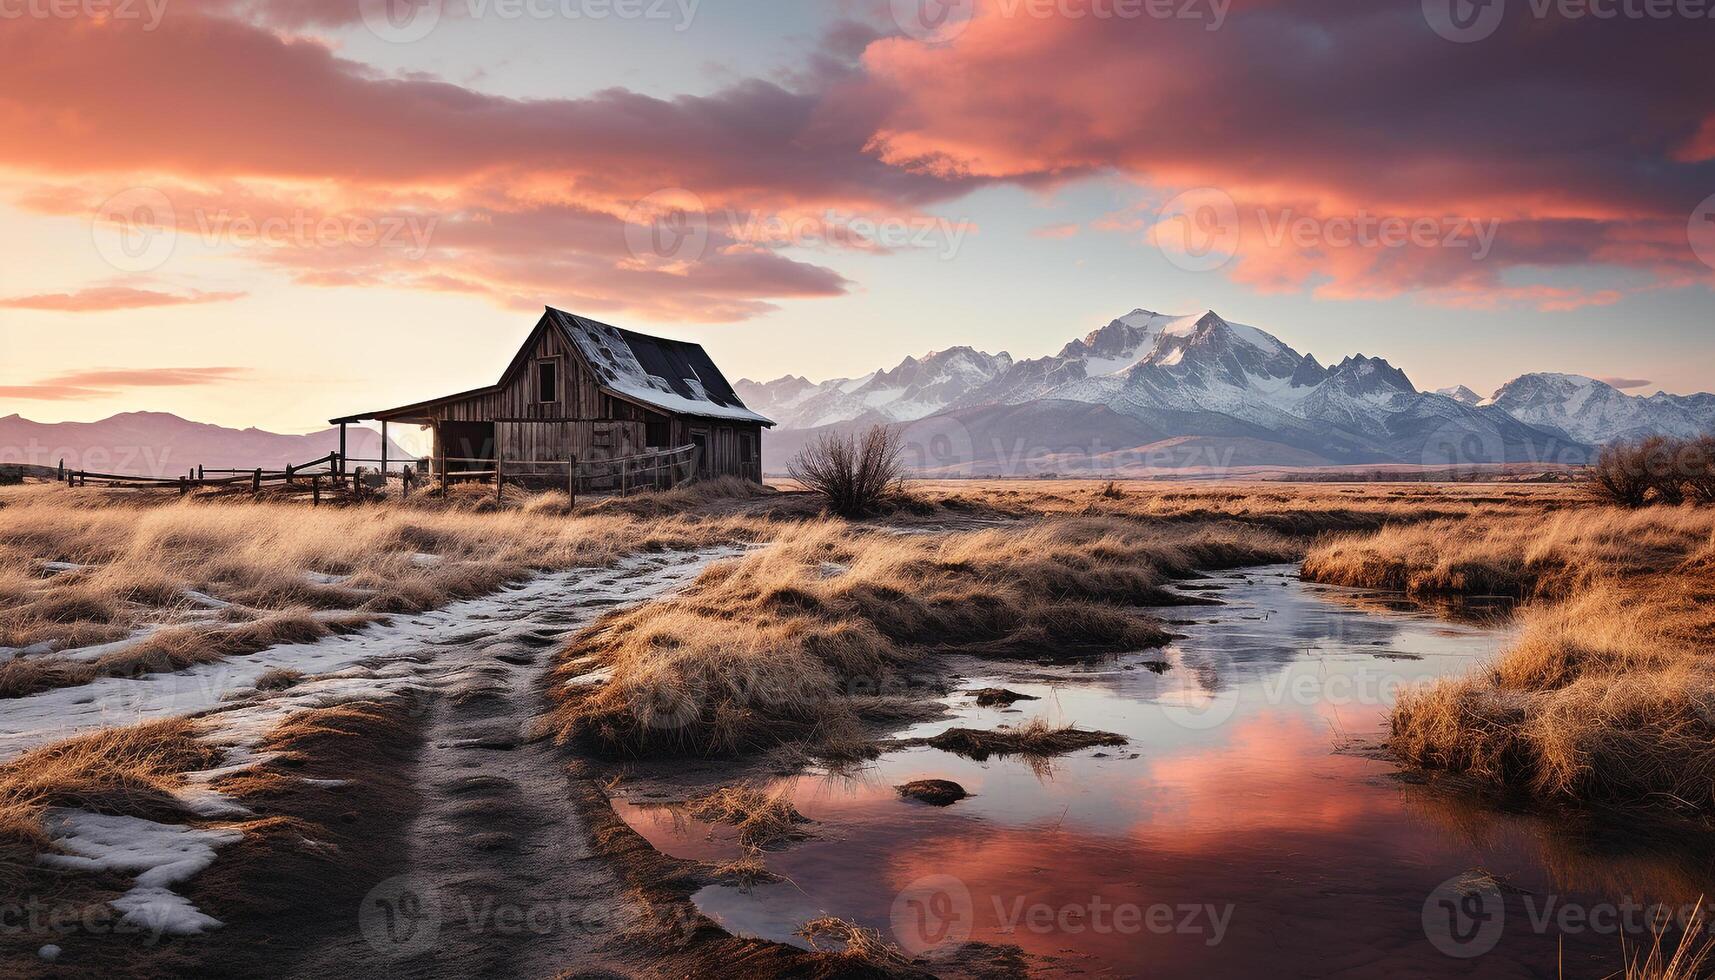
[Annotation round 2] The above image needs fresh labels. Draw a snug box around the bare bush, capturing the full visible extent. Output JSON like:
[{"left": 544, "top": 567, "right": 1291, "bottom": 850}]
[
  {"left": 786, "top": 425, "right": 906, "bottom": 517},
  {"left": 1642, "top": 435, "right": 1687, "bottom": 505},
  {"left": 1682, "top": 435, "right": 1715, "bottom": 504},
  {"left": 1589, "top": 440, "right": 1654, "bottom": 508}
]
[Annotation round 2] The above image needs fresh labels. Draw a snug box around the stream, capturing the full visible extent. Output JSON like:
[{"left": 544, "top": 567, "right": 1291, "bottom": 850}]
[{"left": 616, "top": 565, "right": 1713, "bottom": 978}]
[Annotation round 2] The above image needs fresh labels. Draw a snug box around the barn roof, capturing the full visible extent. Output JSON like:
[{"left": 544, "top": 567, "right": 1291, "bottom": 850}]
[
  {"left": 546, "top": 308, "right": 772, "bottom": 425},
  {"left": 331, "top": 308, "right": 773, "bottom": 426}
]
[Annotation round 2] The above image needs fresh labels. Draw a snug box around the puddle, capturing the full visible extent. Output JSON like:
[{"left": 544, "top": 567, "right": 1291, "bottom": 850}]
[{"left": 616, "top": 565, "right": 1713, "bottom": 976}]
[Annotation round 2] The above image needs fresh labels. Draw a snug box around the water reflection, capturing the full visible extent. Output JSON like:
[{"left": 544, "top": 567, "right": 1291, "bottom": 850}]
[{"left": 615, "top": 565, "right": 1714, "bottom": 977}]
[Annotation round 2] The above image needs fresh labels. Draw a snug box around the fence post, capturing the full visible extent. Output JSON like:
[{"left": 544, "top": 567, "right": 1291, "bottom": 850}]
[
  {"left": 312, "top": 473, "right": 321, "bottom": 506},
  {"left": 496, "top": 456, "right": 504, "bottom": 502},
  {"left": 197, "top": 465, "right": 204, "bottom": 481},
  {"left": 179, "top": 477, "right": 189, "bottom": 496},
  {"left": 621, "top": 457, "right": 628, "bottom": 497}
]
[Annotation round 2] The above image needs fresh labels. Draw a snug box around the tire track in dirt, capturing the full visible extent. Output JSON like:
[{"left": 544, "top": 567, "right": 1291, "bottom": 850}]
[{"left": 281, "top": 549, "right": 743, "bottom": 978}]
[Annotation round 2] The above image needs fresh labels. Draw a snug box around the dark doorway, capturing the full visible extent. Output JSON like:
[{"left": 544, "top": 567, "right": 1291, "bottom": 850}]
[
  {"left": 441, "top": 421, "right": 495, "bottom": 472},
  {"left": 690, "top": 431, "right": 710, "bottom": 479}
]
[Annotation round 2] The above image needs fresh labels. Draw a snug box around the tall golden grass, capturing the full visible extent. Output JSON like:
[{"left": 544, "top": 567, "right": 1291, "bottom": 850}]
[
  {"left": 1305, "top": 505, "right": 1715, "bottom": 816},
  {"left": 0, "top": 483, "right": 765, "bottom": 696},
  {"left": 545, "top": 516, "right": 1298, "bottom": 757}
]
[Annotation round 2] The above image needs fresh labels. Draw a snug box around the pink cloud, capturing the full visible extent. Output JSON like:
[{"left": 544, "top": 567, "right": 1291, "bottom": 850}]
[{"left": 0, "top": 287, "right": 246, "bottom": 311}]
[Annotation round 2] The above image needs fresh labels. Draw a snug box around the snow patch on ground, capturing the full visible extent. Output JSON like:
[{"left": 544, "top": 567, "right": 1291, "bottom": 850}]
[{"left": 38, "top": 810, "right": 244, "bottom": 937}]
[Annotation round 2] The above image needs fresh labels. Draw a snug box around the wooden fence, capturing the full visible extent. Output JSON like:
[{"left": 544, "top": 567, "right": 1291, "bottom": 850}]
[
  {"left": 57, "top": 453, "right": 350, "bottom": 503},
  {"left": 439, "top": 443, "right": 700, "bottom": 500},
  {"left": 53, "top": 442, "right": 699, "bottom": 504}
]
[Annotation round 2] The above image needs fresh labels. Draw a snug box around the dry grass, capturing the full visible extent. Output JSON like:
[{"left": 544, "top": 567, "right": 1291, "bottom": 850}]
[
  {"left": 1613, "top": 903, "right": 1715, "bottom": 980},
  {"left": 1305, "top": 504, "right": 1715, "bottom": 817},
  {"left": 683, "top": 784, "right": 812, "bottom": 848},
  {"left": 0, "top": 720, "right": 219, "bottom": 890},
  {"left": 0, "top": 482, "right": 770, "bottom": 697},
  {"left": 797, "top": 916, "right": 913, "bottom": 969},
  {"left": 546, "top": 516, "right": 1296, "bottom": 756}
]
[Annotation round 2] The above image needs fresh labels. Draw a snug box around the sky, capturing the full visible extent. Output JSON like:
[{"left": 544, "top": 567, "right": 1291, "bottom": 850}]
[{"left": 1, "top": 0, "right": 1712, "bottom": 433}]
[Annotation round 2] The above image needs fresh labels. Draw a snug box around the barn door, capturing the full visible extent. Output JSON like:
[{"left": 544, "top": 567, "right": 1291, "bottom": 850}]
[{"left": 690, "top": 429, "right": 710, "bottom": 479}]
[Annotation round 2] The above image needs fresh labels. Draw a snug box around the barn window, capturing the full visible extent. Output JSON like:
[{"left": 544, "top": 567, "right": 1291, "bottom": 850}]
[
  {"left": 644, "top": 414, "right": 670, "bottom": 448},
  {"left": 537, "top": 359, "right": 558, "bottom": 403},
  {"left": 740, "top": 431, "right": 757, "bottom": 464}
]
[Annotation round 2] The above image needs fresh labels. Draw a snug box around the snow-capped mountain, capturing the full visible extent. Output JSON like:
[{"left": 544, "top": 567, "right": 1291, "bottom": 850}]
[
  {"left": 736, "top": 346, "right": 1013, "bottom": 429},
  {"left": 1435, "top": 385, "right": 1482, "bottom": 406},
  {"left": 1482, "top": 373, "right": 1714, "bottom": 445},
  {"left": 745, "top": 308, "right": 1709, "bottom": 473}
]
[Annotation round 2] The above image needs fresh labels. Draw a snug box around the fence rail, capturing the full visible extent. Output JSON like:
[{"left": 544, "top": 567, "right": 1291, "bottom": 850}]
[{"left": 55, "top": 441, "right": 703, "bottom": 504}]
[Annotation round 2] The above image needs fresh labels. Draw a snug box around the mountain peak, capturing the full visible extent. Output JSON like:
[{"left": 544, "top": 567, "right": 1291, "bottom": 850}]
[
  {"left": 1326, "top": 354, "right": 1415, "bottom": 393},
  {"left": 1434, "top": 384, "right": 1482, "bottom": 406}
]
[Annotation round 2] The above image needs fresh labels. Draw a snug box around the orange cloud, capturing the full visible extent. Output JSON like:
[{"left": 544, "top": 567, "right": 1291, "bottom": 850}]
[
  {"left": 0, "top": 367, "right": 249, "bottom": 401},
  {"left": 0, "top": 287, "right": 246, "bottom": 311}
]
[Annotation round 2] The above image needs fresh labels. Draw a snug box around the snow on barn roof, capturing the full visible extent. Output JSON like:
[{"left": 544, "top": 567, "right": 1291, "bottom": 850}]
[{"left": 547, "top": 308, "right": 773, "bottom": 426}]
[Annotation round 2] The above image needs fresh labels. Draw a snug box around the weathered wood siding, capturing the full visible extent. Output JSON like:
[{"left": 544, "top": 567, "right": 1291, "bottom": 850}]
[{"left": 420, "top": 314, "right": 764, "bottom": 481}]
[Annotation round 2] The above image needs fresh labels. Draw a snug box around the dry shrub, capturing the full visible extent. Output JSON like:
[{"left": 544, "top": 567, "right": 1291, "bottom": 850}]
[
  {"left": 787, "top": 425, "right": 905, "bottom": 518},
  {"left": 1590, "top": 440, "right": 1654, "bottom": 508},
  {"left": 1680, "top": 436, "right": 1715, "bottom": 505},
  {"left": 1591, "top": 436, "right": 1715, "bottom": 508}
]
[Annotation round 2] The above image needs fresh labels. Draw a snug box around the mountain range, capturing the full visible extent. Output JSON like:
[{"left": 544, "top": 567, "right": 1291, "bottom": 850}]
[
  {"left": 0, "top": 412, "right": 409, "bottom": 477},
  {"left": 740, "top": 309, "right": 1715, "bottom": 475}
]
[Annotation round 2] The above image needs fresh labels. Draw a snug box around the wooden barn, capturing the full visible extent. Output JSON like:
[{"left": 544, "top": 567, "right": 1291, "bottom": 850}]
[{"left": 330, "top": 308, "right": 773, "bottom": 487}]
